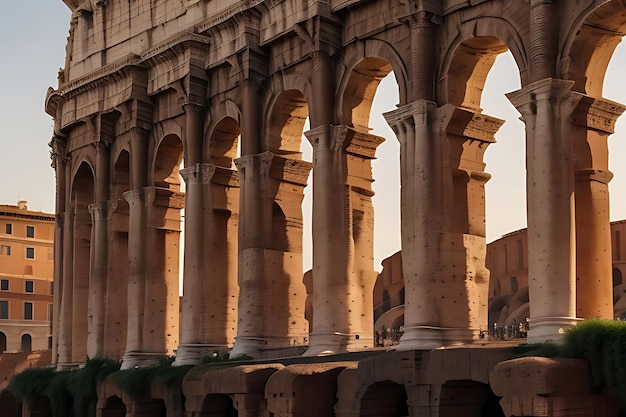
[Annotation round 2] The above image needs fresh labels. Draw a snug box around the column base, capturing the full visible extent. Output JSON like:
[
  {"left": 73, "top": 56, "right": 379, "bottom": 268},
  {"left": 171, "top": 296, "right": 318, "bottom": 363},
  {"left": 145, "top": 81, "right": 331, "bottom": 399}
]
[
  {"left": 396, "top": 326, "right": 477, "bottom": 350},
  {"left": 229, "top": 337, "right": 266, "bottom": 360},
  {"left": 173, "top": 343, "right": 230, "bottom": 366},
  {"left": 303, "top": 332, "right": 349, "bottom": 356},
  {"left": 526, "top": 316, "right": 581, "bottom": 344},
  {"left": 120, "top": 351, "right": 167, "bottom": 370}
]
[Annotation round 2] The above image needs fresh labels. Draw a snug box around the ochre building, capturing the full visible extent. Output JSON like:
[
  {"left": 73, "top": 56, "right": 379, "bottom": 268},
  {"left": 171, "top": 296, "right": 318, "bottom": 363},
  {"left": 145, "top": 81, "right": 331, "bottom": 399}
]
[
  {"left": 30, "top": 0, "right": 626, "bottom": 416},
  {"left": 0, "top": 202, "right": 54, "bottom": 353}
]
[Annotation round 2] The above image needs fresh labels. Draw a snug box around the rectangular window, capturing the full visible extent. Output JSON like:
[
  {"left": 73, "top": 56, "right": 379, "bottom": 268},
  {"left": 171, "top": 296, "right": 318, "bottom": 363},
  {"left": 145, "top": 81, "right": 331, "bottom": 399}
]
[
  {"left": 0, "top": 279, "right": 8, "bottom": 291},
  {"left": 26, "top": 226, "right": 34, "bottom": 238},
  {"left": 0, "top": 301, "right": 8, "bottom": 319},
  {"left": 25, "top": 281, "right": 33, "bottom": 293},
  {"left": 26, "top": 247, "right": 34, "bottom": 259},
  {"left": 0, "top": 245, "right": 10, "bottom": 256},
  {"left": 24, "top": 302, "right": 33, "bottom": 320},
  {"left": 5, "top": 224, "right": 11, "bottom": 235}
]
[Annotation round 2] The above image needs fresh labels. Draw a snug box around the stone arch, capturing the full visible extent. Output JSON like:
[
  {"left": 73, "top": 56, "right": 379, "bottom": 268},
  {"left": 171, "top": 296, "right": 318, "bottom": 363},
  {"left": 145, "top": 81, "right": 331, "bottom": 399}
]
[
  {"left": 20, "top": 334, "right": 32, "bottom": 352},
  {"left": 339, "top": 56, "right": 395, "bottom": 133},
  {"left": 152, "top": 134, "right": 184, "bottom": 190},
  {"left": 0, "top": 390, "right": 20, "bottom": 417},
  {"left": 359, "top": 380, "right": 407, "bottom": 417},
  {"left": 207, "top": 116, "right": 241, "bottom": 168},
  {"left": 265, "top": 89, "right": 309, "bottom": 158},
  {"left": 339, "top": 38, "right": 409, "bottom": 120},
  {"left": 25, "top": 395, "right": 51, "bottom": 417},
  {"left": 70, "top": 161, "right": 95, "bottom": 363},
  {"left": 440, "top": 380, "right": 504, "bottom": 417},
  {"left": 0, "top": 331, "right": 6, "bottom": 352},
  {"left": 100, "top": 396, "right": 126, "bottom": 417},
  {"left": 200, "top": 394, "right": 237, "bottom": 417},
  {"left": 441, "top": 35, "right": 521, "bottom": 111},
  {"left": 439, "top": 16, "right": 528, "bottom": 106},
  {"left": 562, "top": 1, "right": 626, "bottom": 95}
]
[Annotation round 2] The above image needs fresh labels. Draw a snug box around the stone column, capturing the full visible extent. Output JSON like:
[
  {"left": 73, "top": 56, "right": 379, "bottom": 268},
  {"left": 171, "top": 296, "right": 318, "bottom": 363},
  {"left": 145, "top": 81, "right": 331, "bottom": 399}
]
[
  {"left": 57, "top": 194, "right": 74, "bottom": 370},
  {"left": 571, "top": 95, "right": 626, "bottom": 319},
  {"left": 305, "top": 126, "right": 384, "bottom": 353},
  {"left": 50, "top": 136, "right": 67, "bottom": 366},
  {"left": 384, "top": 100, "right": 445, "bottom": 349},
  {"left": 506, "top": 78, "right": 580, "bottom": 342},
  {"left": 175, "top": 163, "right": 214, "bottom": 365},
  {"left": 122, "top": 127, "right": 150, "bottom": 369},
  {"left": 87, "top": 141, "right": 110, "bottom": 359},
  {"left": 230, "top": 153, "right": 272, "bottom": 358}
]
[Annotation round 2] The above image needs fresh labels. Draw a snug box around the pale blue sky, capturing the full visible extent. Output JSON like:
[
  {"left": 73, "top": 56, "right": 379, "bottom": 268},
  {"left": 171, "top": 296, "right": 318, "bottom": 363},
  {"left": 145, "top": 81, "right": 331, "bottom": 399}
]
[{"left": 2, "top": 2, "right": 626, "bottom": 271}]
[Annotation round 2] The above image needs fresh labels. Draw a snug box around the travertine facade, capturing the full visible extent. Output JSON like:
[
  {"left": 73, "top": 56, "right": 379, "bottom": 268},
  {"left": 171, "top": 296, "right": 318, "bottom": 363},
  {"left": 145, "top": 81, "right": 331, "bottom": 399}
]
[
  {"left": 46, "top": 0, "right": 626, "bottom": 372},
  {"left": 0, "top": 203, "right": 54, "bottom": 353}
]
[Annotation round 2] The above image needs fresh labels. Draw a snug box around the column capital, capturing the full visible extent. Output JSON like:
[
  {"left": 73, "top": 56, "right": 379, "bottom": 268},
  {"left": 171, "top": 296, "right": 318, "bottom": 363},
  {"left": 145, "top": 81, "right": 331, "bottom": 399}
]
[
  {"left": 180, "top": 163, "right": 216, "bottom": 185},
  {"left": 304, "top": 125, "right": 385, "bottom": 158},
  {"left": 571, "top": 94, "right": 626, "bottom": 134},
  {"left": 234, "top": 151, "right": 273, "bottom": 176},
  {"left": 437, "top": 104, "right": 504, "bottom": 142},
  {"left": 123, "top": 189, "right": 144, "bottom": 205},
  {"left": 383, "top": 100, "right": 438, "bottom": 135},
  {"left": 506, "top": 78, "right": 575, "bottom": 117},
  {"left": 88, "top": 202, "right": 107, "bottom": 219}
]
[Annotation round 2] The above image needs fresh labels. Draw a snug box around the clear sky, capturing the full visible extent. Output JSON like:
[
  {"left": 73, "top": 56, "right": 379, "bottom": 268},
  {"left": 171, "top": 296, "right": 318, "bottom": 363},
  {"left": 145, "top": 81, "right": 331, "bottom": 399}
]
[{"left": 2, "top": 2, "right": 626, "bottom": 272}]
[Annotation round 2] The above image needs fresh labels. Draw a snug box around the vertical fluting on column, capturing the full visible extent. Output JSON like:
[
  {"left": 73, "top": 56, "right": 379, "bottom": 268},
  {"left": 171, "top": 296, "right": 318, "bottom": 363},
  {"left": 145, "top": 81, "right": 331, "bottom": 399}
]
[
  {"left": 507, "top": 78, "right": 579, "bottom": 342},
  {"left": 230, "top": 153, "right": 272, "bottom": 358},
  {"left": 87, "top": 141, "right": 110, "bottom": 358},
  {"left": 529, "top": 0, "right": 558, "bottom": 83},
  {"left": 384, "top": 100, "right": 444, "bottom": 349},
  {"left": 572, "top": 96, "right": 626, "bottom": 319},
  {"left": 121, "top": 127, "right": 149, "bottom": 369},
  {"left": 50, "top": 136, "right": 66, "bottom": 367},
  {"left": 175, "top": 163, "right": 215, "bottom": 365}
]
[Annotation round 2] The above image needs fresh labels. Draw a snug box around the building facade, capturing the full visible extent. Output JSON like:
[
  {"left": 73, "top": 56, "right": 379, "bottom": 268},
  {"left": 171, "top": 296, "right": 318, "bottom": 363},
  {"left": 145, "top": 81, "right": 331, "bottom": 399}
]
[
  {"left": 0, "top": 202, "right": 54, "bottom": 353},
  {"left": 45, "top": 0, "right": 626, "bottom": 371}
]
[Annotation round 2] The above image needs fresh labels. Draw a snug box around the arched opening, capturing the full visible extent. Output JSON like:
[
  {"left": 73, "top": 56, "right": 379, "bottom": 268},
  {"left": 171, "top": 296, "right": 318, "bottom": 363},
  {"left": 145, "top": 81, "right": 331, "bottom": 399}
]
[
  {"left": 440, "top": 380, "right": 504, "bottom": 417},
  {"left": 510, "top": 277, "right": 518, "bottom": 294},
  {"left": 0, "top": 331, "right": 6, "bottom": 352},
  {"left": 614, "top": 268, "right": 623, "bottom": 288},
  {"left": 26, "top": 395, "right": 51, "bottom": 417},
  {"left": 259, "top": 88, "right": 311, "bottom": 347},
  {"left": 201, "top": 394, "right": 237, "bottom": 417},
  {"left": 566, "top": 2, "right": 626, "bottom": 320},
  {"left": 341, "top": 55, "right": 401, "bottom": 349},
  {"left": 106, "top": 149, "right": 130, "bottom": 359},
  {"left": 70, "top": 161, "right": 95, "bottom": 362},
  {"left": 359, "top": 380, "right": 407, "bottom": 417},
  {"left": 149, "top": 134, "right": 184, "bottom": 354},
  {"left": 100, "top": 395, "right": 126, "bottom": 417},
  {"left": 0, "top": 390, "right": 20, "bottom": 417},
  {"left": 20, "top": 334, "right": 32, "bottom": 352}
]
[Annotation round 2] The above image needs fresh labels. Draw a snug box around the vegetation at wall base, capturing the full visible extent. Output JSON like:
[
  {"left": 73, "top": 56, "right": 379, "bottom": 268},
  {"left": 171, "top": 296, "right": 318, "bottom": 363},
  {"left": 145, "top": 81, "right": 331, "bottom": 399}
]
[
  {"left": 512, "top": 319, "right": 626, "bottom": 408},
  {"left": 7, "top": 357, "right": 120, "bottom": 417},
  {"left": 108, "top": 359, "right": 193, "bottom": 400}
]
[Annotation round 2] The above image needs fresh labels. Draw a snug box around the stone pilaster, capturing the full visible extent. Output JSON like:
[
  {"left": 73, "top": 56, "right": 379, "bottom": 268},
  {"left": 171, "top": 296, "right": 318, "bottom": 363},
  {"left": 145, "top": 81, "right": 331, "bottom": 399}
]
[
  {"left": 571, "top": 95, "right": 626, "bottom": 319},
  {"left": 57, "top": 205, "right": 74, "bottom": 370},
  {"left": 506, "top": 78, "right": 580, "bottom": 342},
  {"left": 384, "top": 100, "right": 445, "bottom": 349}
]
